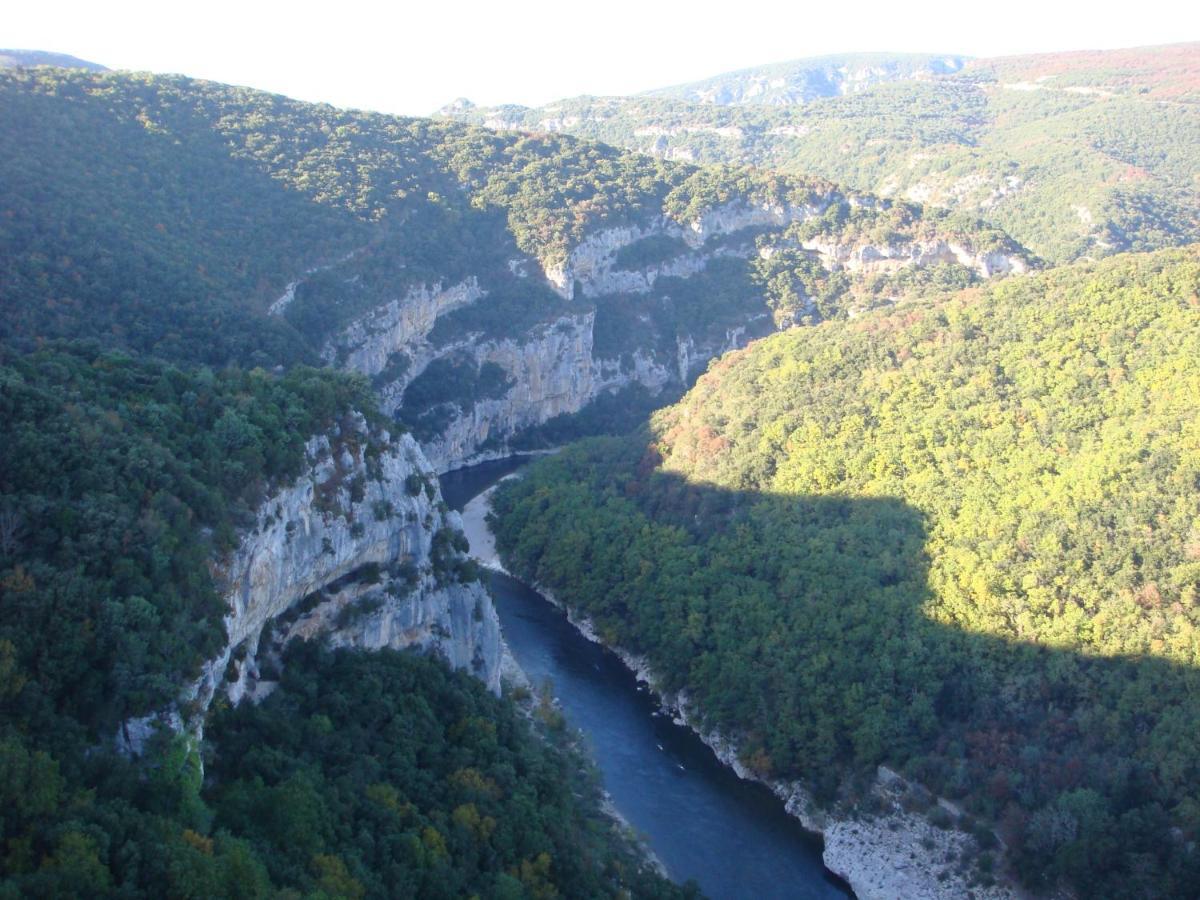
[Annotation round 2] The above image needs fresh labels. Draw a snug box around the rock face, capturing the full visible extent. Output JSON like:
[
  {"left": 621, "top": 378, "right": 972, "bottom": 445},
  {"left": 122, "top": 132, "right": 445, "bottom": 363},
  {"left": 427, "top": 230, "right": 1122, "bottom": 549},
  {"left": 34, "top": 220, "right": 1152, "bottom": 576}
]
[
  {"left": 785, "top": 772, "right": 1015, "bottom": 900},
  {"left": 117, "top": 415, "right": 499, "bottom": 754},
  {"left": 682, "top": 199, "right": 832, "bottom": 247},
  {"left": 310, "top": 198, "right": 1032, "bottom": 473},
  {"left": 321, "top": 278, "right": 486, "bottom": 415},
  {"left": 799, "top": 236, "right": 1030, "bottom": 278},
  {"left": 321, "top": 278, "right": 484, "bottom": 373},
  {"left": 409, "top": 317, "right": 752, "bottom": 472},
  {"left": 543, "top": 200, "right": 835, "bottom": 300},
  {"left": 419, "top": 313, "right": 599, "bottom": 468}
]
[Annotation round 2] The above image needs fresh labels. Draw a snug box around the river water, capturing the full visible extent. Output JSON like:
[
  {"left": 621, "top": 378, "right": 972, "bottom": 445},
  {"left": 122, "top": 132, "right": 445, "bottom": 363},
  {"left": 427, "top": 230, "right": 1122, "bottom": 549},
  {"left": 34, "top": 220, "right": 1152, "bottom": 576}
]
[{"left": 441, "top": 458, "right": 851, "bottom": 900}]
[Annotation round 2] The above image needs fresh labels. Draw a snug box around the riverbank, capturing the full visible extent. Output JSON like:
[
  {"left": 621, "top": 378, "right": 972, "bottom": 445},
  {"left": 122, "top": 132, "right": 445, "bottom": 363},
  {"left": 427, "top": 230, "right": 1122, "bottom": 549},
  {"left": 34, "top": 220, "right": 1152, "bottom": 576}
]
[
  {"left": 465, "top": 478, "right": 676, "bottom": 883},
  {"left": 461, "top": 479, "right": 516, "bottom": 573},
  {"left": 470, "top": 478, "right": 1023, "bottom": 900}
]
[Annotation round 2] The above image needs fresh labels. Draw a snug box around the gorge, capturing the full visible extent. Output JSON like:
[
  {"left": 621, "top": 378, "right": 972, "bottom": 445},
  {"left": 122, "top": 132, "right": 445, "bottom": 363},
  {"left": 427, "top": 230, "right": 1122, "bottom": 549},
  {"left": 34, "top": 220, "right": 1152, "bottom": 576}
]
[
  {"left": 1, "top": 43, "right": 1197, "bottom": 899},
  {"left": 445, "top": 458, "right": 1018, "bottom": 900}
]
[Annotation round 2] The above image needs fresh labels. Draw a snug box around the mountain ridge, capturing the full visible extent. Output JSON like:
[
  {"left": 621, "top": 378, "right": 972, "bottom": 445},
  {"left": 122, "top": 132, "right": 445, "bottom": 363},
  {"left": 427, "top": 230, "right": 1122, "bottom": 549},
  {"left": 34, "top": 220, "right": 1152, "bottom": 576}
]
[
  {"left": 644, "top": 51, "right": 970, "bottom": 106},
  {"left": 441, "top": 41, "right": 1200, "bottom": 264},
  {"left": 1, "top": 66, "right": 1032, "bottom": 474},
  {"left": 0, "top": 48, "right": 106, "bottom": 70}
]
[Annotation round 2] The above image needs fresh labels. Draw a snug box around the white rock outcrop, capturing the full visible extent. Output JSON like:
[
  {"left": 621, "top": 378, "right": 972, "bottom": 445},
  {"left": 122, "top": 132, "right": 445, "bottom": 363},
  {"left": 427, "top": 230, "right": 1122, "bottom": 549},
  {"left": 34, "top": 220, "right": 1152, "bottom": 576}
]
[
  {"left": 542, "top": 201, "right": 834, "bottom": 300},
  {"left": 801, "top": 236, "right": 1030, "bottom": 278},
  {"left": 321, "top": 278, "right": 484, "bottom": 374},
  {"left": 682, "top": 199, "right": 831, "bottom": 248},
  {"left": 543, "top": 222, "right": 665, "bottom": 299},
  {"left": 118, "top": 416, "right": 500, "bottom": 754},
  {"left": 419, "top": 314, "right": 601, "bottom": 470}
]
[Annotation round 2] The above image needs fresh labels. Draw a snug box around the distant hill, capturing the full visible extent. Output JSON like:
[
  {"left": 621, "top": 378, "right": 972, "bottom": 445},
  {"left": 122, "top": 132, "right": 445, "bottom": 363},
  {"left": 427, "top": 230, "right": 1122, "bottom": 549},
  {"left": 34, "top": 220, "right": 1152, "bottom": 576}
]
[
  {"left": 645, "top": 51, "right": 969, "bottom": 106},
  {"left": 973, "top": 41, "right": 1200, "bottom": 102},
  {"left": 0, "top": 48, "right": 106, "bottom": 70},
  {"left": 442, "top": 42, "right": 1200, "bottom": 264}
]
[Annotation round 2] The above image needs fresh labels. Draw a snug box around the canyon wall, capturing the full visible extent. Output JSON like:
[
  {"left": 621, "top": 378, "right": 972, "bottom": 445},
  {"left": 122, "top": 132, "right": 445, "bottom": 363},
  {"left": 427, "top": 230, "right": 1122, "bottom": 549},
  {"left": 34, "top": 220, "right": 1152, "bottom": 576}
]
[
  {"left": 118, "top": 416, "right": 499, "bottom": 754},
  {"left": 294, "top": 199, "right": 1033, "bottom": 473}
]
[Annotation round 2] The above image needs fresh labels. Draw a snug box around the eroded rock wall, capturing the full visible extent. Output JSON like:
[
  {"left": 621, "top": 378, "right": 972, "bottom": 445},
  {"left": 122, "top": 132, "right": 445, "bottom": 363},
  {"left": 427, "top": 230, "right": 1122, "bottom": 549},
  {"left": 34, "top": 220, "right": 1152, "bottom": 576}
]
[
  {"left": 118, "top": 416, "right": 499, "bottom": 754},
  {"left": 311, "top": 199, "right": 1033, "bottom": 473}
]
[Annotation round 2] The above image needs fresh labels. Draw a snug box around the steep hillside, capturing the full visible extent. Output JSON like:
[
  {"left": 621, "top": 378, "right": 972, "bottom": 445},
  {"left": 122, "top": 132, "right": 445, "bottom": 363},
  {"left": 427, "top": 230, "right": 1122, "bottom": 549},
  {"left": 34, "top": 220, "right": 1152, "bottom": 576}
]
[
  {"left": 444, "top": 42, "right": 1200, "bottom": 265},
  {"left": 492, "top": 246, "right": 1200, "bottom": 897},
  {"left": 0, "top": 67, "right": 1030, "bottom": 470},
  {"left": 0, "top": 342, "right": 686, "bottom": 897}
]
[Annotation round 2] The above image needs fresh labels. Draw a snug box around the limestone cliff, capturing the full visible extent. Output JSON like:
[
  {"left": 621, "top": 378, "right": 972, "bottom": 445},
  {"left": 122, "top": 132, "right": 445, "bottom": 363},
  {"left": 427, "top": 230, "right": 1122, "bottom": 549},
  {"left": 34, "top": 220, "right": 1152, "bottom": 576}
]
[
  {"left": 321, "top": 279, "right": 484, "bottom": 374},
  {"left": 543, "top": 199, "right": 838, "bottom": 300},
  {"left": 419, "top": 313, "right": 600, "bottom": 468},
  {"left": 118, "top": 414, "right": 499, "bottom": 753},
  {"left": 797, "top": 235, "right": 1030, "bottom": 278},
  {"left": 298, "top": 198, "right": 1032, "bottom": 474}
]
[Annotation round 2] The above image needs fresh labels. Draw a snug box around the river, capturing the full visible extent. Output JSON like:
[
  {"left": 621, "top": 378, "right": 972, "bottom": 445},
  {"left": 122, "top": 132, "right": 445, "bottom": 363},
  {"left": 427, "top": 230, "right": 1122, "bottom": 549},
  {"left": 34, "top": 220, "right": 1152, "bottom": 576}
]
[{"left": 441, "top": 458, "right": 851, "bottom": 900}]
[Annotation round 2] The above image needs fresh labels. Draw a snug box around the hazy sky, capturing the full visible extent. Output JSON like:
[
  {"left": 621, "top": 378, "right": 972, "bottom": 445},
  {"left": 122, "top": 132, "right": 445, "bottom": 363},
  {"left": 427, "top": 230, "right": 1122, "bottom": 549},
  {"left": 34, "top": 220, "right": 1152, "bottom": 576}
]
[{"left": 8, "top": 0, "right": 1199, "bottom": 115}]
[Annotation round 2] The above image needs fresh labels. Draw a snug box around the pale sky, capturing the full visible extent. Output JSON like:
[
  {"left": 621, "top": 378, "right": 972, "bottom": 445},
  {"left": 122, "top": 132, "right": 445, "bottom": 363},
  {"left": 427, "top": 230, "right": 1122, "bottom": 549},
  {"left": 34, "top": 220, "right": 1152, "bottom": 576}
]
[{"left": 7, "top": 0, "right": 1199, "bottom": 116}]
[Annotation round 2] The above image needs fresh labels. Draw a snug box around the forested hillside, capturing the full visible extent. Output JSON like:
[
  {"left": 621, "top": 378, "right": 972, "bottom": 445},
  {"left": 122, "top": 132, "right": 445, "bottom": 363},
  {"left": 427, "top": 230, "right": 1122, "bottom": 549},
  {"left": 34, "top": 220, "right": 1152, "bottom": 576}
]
[
  {"left": 444, "top": 42, "right": 1200, "bottom": 264},
  {"left": 0, "top": 66, "right": 1024, "bottom": 351},
  {"left": 0, "top": 342, "right": 686, "bottom": 897},
  {"left": 0, "top": 345, "right": 379, "bottom": 738},
  {"left": 1, "top": 66, "right": 1031, "bottom": 469},
  {"left": 491, "top": 246, "right": 1200, "bottom": 897},
  {"left": 4, "top": 47, "right": 1191, "bottom": 898},
  {"left": 0, "top": 66, "right": 758, "bottom": 897}
]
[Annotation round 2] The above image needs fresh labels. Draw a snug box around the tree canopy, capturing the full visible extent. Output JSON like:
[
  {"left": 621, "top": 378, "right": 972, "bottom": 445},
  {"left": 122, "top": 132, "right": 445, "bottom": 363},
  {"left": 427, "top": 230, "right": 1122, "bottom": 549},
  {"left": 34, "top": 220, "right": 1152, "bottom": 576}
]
[{"left": 492, "top": 246, "right": 1200, "bottom": 897}]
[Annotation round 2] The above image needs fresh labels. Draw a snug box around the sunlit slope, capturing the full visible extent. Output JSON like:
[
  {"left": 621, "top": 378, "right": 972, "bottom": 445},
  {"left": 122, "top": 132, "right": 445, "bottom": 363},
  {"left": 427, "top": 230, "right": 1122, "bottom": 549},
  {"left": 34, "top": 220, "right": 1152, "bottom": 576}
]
[
  {"left": 659, "top": 247, "right": 1200, "bottom": 658},
  {"left": 445, "top": 43, "right": 1200, "bottom": 263},
  {"left": 492, "top": 246, "right": 1200, "bottom": 895}
]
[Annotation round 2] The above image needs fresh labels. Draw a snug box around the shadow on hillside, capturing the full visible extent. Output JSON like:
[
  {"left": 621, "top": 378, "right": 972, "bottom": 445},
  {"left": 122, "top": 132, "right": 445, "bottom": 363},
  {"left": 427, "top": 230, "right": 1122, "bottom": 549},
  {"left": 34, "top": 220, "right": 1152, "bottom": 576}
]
[
  {"left": 2, "top": 79, "right": 376, "bottom": 364},
  {"left": 3, "top": 75, "right": 577, "bottom": 370},
  {"left": 498, "top": 457, "right": 1200, "bottom": 895}
]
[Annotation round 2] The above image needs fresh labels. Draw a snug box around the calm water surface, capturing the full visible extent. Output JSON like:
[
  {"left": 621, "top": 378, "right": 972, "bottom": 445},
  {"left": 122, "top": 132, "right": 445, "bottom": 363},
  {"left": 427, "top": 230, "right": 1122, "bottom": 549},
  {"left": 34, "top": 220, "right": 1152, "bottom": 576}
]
[{"left": 441, "top": 458, "right": 851, "bottom": 900}]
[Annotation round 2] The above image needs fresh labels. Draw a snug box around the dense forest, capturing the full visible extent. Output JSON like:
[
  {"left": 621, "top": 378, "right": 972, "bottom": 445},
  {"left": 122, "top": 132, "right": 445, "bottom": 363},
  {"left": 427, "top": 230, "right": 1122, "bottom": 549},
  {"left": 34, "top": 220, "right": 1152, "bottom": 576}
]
[
  {"left": 491, "top": 247, "right": 1200, "bottom": 897},
  {"left": 0, "top": 67, "right": 1027, "bottom": 372},
  {"left": 0, "top": 342, "right": 687, "bottom": 897},
  {"left": 2, "top": 43, "right": 1198, "bottom": 898},
  {"left": 0, "top": 65, "right": 1040, "bottom": 484},
  {"left": 444, "top": 43, "right": 1200, "bottom": 264},
  {"left": 0, "top": 637, "right": 688, "bottom": 898},
  {"left": 0, "top": 64, "right": 731, "bottom": 897}
]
